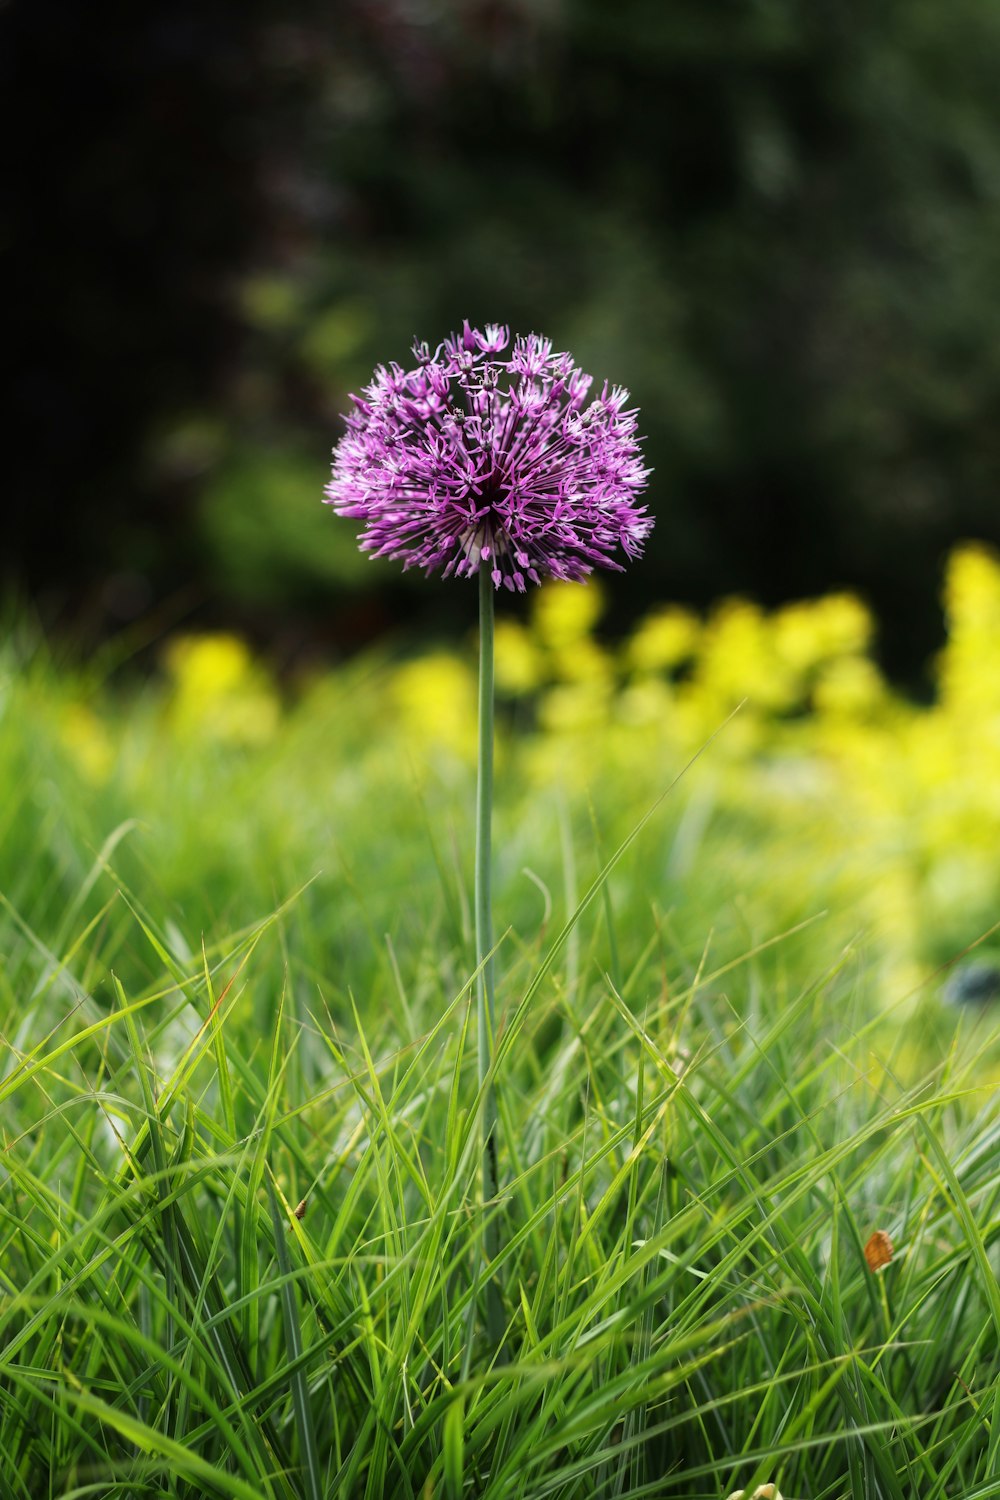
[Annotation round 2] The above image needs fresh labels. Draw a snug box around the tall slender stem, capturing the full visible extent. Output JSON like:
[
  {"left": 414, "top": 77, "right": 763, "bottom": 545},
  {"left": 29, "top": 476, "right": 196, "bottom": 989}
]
[{"left": 476, "top": 563, "right": 503, "bottom": 1347}]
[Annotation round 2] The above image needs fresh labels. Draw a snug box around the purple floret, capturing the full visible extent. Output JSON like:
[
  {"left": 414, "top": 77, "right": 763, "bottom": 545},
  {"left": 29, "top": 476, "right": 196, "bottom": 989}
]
[{"left": 325, "top": 321, "right": 653, "bottom": 591}]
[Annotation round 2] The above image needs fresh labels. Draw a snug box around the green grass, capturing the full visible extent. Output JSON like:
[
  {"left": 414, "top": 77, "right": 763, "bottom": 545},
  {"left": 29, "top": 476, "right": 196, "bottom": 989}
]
[{"left": 2, "top": 631, "right": 1000, "bottom": 1499}]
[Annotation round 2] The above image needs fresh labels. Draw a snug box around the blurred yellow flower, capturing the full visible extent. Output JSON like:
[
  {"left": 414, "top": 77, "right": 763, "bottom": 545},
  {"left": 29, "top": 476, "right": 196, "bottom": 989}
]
[
  {"left": 626, "top": 604, "right": 700, "bottom": 675},
  {"left": 813, "top": 655, "right": 886, "bottom": 717},
  {"left": 944, "top": 541, "right": 1000, "bottom": 636},
  {"left": 532, "top": 578, "right": 605, "bottom": 648},
  {"left": 939, "top": 542, "right": 1000, "bottom": 718},
  {"left": 773, "top": 593, "right": 872, "bottom": 672},
  {"left": 60, "top": 703, "right": 115, "bottom": 784},
  {"left": 164, "top": 633, "right": 279, "bottom": 746},
  {"left": 538, "top": 679, "right": 614, "bottom": 735},
  {"left": 615, "top": 677, "right": 674, "bottom": 727},
  {"left": 392, "top": 651, "right": 476, "bottom": 758},
  {"left": 550, "top": 635, "right": 614, "bottom": 686},
  {"left": 693, "top": 599, "right": 796, "bottom": 715},
  {"left": 494, "top": 619, "right": 545, "bottom": 695}
]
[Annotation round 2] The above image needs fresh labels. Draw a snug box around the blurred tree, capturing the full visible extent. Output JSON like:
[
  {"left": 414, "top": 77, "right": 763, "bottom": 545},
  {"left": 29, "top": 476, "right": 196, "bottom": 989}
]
[
  {"left": 4, "top": 0, "right": 271, "bottom": 619},
  {"left": 6, "top": 0, "right": 1000, "bottom": 680}
]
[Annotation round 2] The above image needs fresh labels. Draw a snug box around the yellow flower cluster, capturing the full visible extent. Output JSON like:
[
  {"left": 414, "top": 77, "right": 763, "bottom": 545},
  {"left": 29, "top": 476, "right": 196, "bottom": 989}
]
[
  {"left": 400, "top": 543, "right": 1000, "bottom": 998},
  {"left": 811, "top": 544, "right": 1000, "bottom": 990},
  {"left": 163, "top": 633, "right": 280, "bottom": 747},
  {"left": 49, "top": 543, "right": 999, "bottom": 1008}
]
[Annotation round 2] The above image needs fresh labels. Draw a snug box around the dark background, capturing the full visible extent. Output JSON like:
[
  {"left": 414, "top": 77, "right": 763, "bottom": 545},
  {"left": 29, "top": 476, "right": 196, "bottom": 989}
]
[{"left": 6, "top": 0, "right": 1000, "bottom": 683}]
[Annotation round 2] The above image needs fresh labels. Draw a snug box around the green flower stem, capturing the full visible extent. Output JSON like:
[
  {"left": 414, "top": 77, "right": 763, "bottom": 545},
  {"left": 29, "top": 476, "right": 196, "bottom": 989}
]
[{"left": 476, "top": 563, "right": 503, "bottom": 1347}]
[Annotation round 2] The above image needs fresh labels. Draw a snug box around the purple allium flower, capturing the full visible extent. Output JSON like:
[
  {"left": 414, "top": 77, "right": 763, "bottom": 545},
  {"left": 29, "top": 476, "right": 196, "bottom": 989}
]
[{"left": 325, "top": 321, "right": 653, "bottom": 591}]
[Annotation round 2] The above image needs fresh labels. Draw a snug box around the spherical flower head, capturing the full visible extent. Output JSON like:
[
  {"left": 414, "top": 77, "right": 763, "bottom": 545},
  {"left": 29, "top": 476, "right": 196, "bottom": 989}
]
[{"left": 325, "top": 321, "right": 653, "bottom": 591}]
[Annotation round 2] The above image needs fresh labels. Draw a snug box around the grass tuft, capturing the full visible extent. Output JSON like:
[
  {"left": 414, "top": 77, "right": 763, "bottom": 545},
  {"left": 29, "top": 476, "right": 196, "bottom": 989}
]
[{"left": 2, "top": 624, "right": 1000, "bottom": 1497}]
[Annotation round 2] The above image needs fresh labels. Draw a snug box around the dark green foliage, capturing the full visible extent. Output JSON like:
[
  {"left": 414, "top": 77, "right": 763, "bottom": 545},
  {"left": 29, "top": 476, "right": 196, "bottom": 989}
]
[{"left": 6, "top": 0, "right": 1000, "bottom": 677}]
